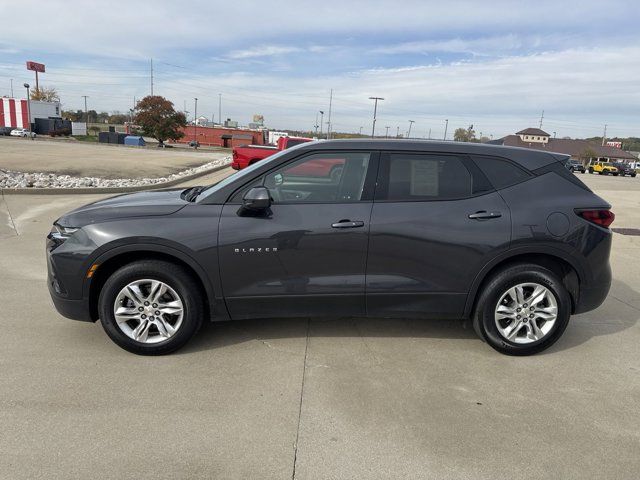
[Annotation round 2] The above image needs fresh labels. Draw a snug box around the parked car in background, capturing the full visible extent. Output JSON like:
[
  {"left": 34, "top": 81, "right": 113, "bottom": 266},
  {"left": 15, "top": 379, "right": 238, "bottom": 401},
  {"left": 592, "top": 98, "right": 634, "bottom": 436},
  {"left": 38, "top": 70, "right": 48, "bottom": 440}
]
[
  {"left": 568, "top": 160, "right": 586, "bottom": 173},
  {"left": 9, "top": 128, "right": 36, "bottom": 138},
  {"left": 47, "top": 140, "right": 613, "bottom": 357},
  {"left": 0, "top": 126, "right": 14, "bottom": 136},
  {"left": 588, "top": 161, "right": 618, "bottom": 175},
  {"left": 232, "top": 136, "right": 312, "bottom": 170},
  {"left": 611, "top": 162, "right": 637, "bottom": 177}
]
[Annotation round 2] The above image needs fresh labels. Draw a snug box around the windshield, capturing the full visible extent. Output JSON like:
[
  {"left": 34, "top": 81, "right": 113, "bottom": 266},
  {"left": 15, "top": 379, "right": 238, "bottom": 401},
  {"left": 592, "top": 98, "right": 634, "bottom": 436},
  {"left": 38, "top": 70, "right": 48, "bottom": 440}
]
[{"left": 196, "top": 143, "right": 315, "bottom": 202}]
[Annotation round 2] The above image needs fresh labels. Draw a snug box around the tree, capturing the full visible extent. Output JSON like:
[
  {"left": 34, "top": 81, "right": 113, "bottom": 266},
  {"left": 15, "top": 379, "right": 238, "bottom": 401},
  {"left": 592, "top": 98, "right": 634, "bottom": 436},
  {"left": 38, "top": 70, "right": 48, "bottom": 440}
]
[
  {"left": 578, "top": 147, "right": 597, "bottom": 166},
  {"left": 133, "top": 96, "right": 186, "bottom": 145},
  {"left": 62, "top": 110, "right": 83, "bottom": 121},
  {"left": 30, "top": 86, "right": 59, "bottom": 102},
  {"left": 453, "top": 125, "right": 477, "bottom": 142},
  {"left": 108, "top": 113, "right": 129, "bottom": 124},
  {"left": 96, "top": 111, "right": 110, "bottom": 123}
]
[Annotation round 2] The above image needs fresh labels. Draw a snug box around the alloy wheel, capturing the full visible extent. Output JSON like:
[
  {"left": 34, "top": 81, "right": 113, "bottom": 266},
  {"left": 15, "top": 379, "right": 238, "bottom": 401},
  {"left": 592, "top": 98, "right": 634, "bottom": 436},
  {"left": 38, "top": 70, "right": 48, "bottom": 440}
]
[
  {"left": 113, "top": 279, "right": 184, "bottom": 344},
  {"left": 494, "top": 283, "right": 558, "bottom": 344}
]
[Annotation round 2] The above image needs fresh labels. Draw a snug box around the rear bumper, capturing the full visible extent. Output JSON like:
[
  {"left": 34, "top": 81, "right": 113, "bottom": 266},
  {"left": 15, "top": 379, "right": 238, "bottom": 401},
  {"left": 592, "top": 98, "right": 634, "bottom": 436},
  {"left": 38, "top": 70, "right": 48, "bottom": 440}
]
[
  {"left": 231, "top": 161, "right": 240, "bottom": 170},
  {"left": 574, "top": 259, "right": 612, "bottom": 314}
]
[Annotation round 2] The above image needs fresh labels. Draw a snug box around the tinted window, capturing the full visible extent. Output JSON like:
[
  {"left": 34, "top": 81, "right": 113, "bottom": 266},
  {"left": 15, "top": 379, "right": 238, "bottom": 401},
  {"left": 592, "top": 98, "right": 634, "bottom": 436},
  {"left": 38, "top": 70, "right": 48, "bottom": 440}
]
[
  {"left": 472, "top": 156, "right": 531, "bottom": 189},
  {"left": 286, "top": 139, "right": 309, "bottom": 148},
  {"left": 377, "top": 154, "right": 473, "bottom": 201},
  {"left": 264, "top": 152, "right": 371, "bottom": 203}
]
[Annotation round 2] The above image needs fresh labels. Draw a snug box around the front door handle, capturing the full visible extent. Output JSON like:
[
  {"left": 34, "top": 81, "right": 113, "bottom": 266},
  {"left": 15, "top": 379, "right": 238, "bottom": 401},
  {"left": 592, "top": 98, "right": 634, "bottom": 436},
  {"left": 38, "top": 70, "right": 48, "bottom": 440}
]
[
  {"left": 468, "top": 211, "right": 502, "bottom": 220},
  {"left": 332, "top": 220, "right": 365, "bottom": 228}
]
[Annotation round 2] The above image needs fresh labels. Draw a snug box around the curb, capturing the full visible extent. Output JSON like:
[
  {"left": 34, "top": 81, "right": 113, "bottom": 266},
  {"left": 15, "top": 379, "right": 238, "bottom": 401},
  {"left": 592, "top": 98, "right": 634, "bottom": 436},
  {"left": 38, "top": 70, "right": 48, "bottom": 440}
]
[{"left": 1, "top": 164, "right": 232, "bottom": 195}]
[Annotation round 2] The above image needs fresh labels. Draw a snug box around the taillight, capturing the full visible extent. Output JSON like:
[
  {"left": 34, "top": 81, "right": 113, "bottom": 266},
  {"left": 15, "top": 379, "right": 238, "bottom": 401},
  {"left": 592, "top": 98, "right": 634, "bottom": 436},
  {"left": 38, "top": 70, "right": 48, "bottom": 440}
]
[{"left": 577, "top": 209, "right": 615, "bottom": 228}]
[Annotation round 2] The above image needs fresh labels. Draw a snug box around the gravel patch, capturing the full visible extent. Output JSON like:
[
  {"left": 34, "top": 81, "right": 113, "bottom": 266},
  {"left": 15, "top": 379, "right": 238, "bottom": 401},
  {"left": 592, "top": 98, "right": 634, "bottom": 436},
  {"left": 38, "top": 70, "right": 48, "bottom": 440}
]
[{"left": 0, "top": 156, "right": 231, "bottom": 189}]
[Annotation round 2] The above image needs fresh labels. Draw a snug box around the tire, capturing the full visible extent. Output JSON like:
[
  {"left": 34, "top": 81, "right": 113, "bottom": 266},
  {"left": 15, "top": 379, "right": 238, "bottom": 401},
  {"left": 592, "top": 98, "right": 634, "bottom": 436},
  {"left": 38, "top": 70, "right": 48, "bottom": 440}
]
[
  {"left": 98, "top": 260, "right": 204, "bottom": 355},
  {"left": 613, "top": 172, "right": 619, "bottom": 176},
  {"left": 588, "top": 168, "right": 593, "bottom": 174},
  {"left": 473, "top": 263, "right": 571, "bottom": 356},
  {"left": 632, "top": 174, "right": 637, "bottom": 178}
]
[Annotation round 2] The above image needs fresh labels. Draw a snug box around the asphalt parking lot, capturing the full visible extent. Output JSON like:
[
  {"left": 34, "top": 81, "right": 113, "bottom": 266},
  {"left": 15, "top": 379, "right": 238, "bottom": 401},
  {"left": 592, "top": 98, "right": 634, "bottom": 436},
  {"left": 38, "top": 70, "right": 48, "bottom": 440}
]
[{"left": 0, "top": 171, "right": 638, "bottom": 479}]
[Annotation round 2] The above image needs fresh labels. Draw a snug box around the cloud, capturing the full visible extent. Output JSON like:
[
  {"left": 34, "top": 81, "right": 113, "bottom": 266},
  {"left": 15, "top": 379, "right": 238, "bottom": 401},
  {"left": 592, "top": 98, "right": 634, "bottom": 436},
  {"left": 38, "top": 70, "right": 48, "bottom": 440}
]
[
  {"left": 1, "top": 0, "right": 638, "bottom": 137},
  {"left": 226, "top": 45, "right": 303, "bottom": 59}
]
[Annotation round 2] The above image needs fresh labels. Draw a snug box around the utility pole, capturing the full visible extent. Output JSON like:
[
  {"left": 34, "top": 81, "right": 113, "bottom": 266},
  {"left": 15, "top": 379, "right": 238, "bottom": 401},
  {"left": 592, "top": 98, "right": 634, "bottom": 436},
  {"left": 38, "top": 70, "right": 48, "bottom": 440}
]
[
  {"left": 443, "top": 119, "right": 449, "bottom": 140},
  {"left": 314, "top": 112, "right": 319, "bottom": 135},
  {"left": 150, "top": 58, "right": 154, "bottom": 96},
  {"left": 326, "top": 89, "right": 333, "bottom": 139},
  {"left": 369, "top": 96, "right": 384, "bottom": 138},
  {"left": 407, "top": 120, "right": 415, "bottom": 138},
  {"left": 193, "top": 97, "right": 198, "bottom": 148},
  {"left": 82, "top": 95, "right": 89, "bottom": 136},
  {"left": 385, "top": 126, "right": 390, "bottom": 138},
  {"left": 218, "top": 93, "right": 222, "bottom": 127},
  {"left": 319, "top": 111, "right": 324, "bottom": 138},
  {"left": 539, "top": 110, "right": 544, "bottom": 129},
  {"left": 602, "top": 124, "right": 608, "bottom": 146}
]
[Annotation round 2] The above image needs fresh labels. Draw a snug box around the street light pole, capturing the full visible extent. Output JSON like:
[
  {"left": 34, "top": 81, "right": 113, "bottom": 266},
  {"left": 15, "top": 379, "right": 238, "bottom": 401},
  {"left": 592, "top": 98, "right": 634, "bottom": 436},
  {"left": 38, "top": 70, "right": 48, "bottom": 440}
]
[
  {"left": 359, "top": 126, "right": 363, "bottom": 136},
  {"left": 24, "top": 83, "right": 32, "bottom": 140},
  {"left": 82, "top": 95, "right": 89, "bottom": 136},
  {"left": 218, "top": 93, "right": 222, "bottom": 127},
  {"left": 194, "top": 97, "right": 198, "bottom": 148},
  {"left": 315, "top": 112, "right": 319, "bottom": 135},
  {"left": 319, "top": 111, "right": 324, "bottom": 138},
  {"left": 385, "top": 126, "right": 390, "bottom": 138},
  {"left": 369, "top": 96, "right": 384, "bottom": 138},
  {"left": 407, "top": 120, "right": 415, "bottom": 138},
  {"left": 443, "top": 119, "right": 449, "bottom": 140},
  {"left": 396, "top": 126, "right": 400, "bottom": 138}
]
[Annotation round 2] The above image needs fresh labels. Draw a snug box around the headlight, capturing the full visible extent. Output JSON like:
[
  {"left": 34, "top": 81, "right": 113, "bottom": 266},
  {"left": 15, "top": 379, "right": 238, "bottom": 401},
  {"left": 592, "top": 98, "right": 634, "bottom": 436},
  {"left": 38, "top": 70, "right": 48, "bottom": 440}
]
[{"left": 47, "top": 224, "right": 79, "bottom": 251}]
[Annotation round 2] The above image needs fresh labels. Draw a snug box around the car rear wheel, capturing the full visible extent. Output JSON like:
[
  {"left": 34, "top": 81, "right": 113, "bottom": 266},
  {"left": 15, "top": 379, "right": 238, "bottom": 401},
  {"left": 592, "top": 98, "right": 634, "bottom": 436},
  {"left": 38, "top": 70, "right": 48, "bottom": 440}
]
[
  {"left": 473, "top": 264, "right": 571, "bottom": 355},
  {"left": 98, "top": 260, "right": 204, "bottom": 355}
]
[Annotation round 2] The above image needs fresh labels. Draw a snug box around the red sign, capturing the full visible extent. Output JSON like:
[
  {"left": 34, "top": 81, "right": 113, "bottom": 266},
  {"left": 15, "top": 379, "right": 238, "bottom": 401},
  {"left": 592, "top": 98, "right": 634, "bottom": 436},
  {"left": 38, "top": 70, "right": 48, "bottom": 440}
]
[
  {"left": 26, "top": 61, "right": 45, "bottom": 73},
  {"left": 606, "top": 141, "right": 622, "bottom": 149}
]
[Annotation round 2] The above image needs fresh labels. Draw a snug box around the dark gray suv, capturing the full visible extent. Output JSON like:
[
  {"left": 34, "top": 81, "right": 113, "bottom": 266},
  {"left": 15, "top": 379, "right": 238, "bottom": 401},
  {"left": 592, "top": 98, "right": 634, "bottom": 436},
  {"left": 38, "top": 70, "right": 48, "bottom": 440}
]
[{"left": 47, "top": 140, "right": 613, "bottom": 356}]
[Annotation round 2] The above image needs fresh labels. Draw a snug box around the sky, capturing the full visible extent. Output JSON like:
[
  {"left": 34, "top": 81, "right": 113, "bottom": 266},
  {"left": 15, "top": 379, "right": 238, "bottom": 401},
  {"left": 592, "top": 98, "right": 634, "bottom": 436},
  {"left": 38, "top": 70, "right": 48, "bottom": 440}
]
[{"left": 0, "top": 0, "right": 639, "bottom": 139}]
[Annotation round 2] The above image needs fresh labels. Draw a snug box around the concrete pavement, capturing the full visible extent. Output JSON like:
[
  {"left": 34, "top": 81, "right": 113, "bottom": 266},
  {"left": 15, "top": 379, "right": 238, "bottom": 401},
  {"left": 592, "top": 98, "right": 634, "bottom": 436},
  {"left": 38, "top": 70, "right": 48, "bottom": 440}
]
[{"left": 0, "top": 173, "right": 638, "bottom": 479}]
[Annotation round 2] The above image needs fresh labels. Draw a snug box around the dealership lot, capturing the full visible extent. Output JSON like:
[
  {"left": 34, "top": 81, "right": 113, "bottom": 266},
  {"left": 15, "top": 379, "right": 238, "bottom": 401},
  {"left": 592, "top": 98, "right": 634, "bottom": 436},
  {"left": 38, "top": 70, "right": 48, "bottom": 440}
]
[
  {"left": 0, "top": 136, "right": 227, "bottom": 178},
  {"left": 0, "top": 172, "right": 638, "bottom": 479}
]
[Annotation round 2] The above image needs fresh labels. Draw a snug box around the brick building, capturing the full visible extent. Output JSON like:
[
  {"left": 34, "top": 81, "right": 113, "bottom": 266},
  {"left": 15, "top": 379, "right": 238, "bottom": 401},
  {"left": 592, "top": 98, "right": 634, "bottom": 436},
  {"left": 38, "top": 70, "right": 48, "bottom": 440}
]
[
  {"left": 489, "top": 128, "right": 637, "bottom": 164},
  {"left": 174, "top": 125, "right": 266, "bottom": 148}
]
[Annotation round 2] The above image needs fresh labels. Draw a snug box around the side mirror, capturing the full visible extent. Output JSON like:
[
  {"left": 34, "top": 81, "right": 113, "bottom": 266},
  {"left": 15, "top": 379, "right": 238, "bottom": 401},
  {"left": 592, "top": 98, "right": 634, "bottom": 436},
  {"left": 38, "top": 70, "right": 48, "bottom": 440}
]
[{"left": 242, "top": 187, "right": 271, "bottom": 210}]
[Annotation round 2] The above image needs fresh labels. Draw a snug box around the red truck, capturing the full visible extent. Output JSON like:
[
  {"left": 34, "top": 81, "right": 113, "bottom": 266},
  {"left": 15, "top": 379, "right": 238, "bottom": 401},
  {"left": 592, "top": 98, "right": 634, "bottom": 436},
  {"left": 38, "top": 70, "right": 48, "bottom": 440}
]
[{"left": 231, "top": 136, "right": 312, "bottom": 170}]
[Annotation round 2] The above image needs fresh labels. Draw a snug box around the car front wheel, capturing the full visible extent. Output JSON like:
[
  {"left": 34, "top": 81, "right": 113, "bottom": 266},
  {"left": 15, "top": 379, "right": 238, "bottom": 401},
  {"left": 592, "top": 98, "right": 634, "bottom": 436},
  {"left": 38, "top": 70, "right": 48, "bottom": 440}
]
[
  {"left": 98, "top": 260, "right": 204, "bottom": 355},
  {"left": 474, "top": 264, "right": 571, "bottom": 355}
]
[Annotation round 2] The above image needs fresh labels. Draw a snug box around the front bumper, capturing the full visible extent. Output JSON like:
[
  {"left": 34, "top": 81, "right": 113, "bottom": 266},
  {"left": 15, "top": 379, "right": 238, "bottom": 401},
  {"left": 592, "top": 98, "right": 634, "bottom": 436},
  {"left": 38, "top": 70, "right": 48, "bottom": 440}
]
[
  {"left": 47, "top": 246, "right": 94, "bottom": 322},
  {"left": 48, "top": 279, "right": 93, "bottom": 322}
]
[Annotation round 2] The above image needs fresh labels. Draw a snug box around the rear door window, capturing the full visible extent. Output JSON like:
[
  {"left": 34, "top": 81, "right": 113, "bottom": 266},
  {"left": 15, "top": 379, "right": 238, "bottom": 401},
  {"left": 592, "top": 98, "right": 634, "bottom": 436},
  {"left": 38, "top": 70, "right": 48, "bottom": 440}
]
[{"left": 375, "top": 153, "right": 476, "bottom": 201}]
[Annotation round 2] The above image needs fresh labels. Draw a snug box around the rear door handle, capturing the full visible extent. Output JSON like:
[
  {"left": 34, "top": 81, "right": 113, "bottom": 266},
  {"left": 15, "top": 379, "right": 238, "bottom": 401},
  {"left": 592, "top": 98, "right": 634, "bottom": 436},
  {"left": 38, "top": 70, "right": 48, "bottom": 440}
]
[
  {"left": 332, "top": 220, "right": 365, "bottom": 228},
  {"left": 468, "top": 211, "right": 502, "bottom": 220}
]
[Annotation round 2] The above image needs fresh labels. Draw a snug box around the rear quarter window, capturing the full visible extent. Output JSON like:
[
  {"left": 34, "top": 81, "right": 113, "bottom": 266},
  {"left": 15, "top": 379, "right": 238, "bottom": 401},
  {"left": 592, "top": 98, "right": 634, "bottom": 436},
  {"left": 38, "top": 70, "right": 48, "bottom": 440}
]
[{"left": 471, "top": 156, "right": 532, "bottom": 189}]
